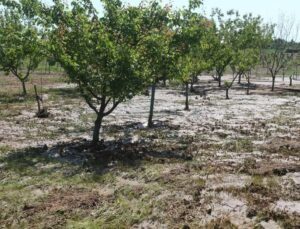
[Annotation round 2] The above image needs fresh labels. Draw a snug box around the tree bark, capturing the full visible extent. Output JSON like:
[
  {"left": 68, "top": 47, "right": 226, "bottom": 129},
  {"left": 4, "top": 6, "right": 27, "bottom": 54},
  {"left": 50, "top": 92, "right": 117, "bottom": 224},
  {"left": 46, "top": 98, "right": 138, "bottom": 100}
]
[
  {"left": 218, "top": 75, "right": 222, "bottom": 87},
  {"left": 226, "top": 88, "right": 229, "bottom": 99},
  {"left": 238, "top": 74, "right": 242, "bottom": 84},
  {"left": 148, "top": 83, "right": 156, "bottom": 128},
  {"left": 271, "top": 76, "right": 275, "bottom": 91},
  {"left": 290, "top": 76, "right": 293, "bottom": 86},
  {"left": 185, "top": 82, "right": 189, "bottom": 111},
  {"left": 21, "top": 80, "right": 27, "bottom": 96},
  {"left": 92, "top": 113, "right": 104, "bottom": 144}
]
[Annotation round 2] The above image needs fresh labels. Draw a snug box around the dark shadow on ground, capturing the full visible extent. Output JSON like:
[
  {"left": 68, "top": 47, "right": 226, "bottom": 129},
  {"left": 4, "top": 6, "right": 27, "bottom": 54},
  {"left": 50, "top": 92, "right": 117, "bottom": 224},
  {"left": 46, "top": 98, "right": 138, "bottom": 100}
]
[{"left": 0, "top": 127, "right": 193, "bottom": 177}]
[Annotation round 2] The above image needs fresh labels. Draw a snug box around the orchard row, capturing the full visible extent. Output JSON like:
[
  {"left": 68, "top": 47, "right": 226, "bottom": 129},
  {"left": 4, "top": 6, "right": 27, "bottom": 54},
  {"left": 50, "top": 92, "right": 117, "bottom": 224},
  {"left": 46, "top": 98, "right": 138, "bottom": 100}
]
[{"left": 0, "top": 0, "right": 297, "bottom": 143}]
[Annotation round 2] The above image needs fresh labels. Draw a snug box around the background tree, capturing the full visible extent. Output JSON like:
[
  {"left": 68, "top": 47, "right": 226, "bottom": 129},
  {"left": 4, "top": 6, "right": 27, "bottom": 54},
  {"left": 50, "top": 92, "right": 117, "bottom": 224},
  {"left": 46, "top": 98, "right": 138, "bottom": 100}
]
[
  {"left": 0, "top": 1, "right": 46, "bottom": 95},
  {"left": 229, "top": 13, "right": 264, "bottom": 97},
  {"left": 137, "top": 1, "right": 178, "bottom": 128},
  {"left": 177, "top": 38, "right": 211, "bottom": 110},
  {"left": 261, "top": 15, "right": 299, "bottom": 91},
  {"left": 50, "top": 0, "right": 145, "bottom": 144},
  {"left": 175, "top": 0, "right": 211, "bottom": 110},
  {"left": 209, "top": 9, "right": 234, "bottom": 87}
]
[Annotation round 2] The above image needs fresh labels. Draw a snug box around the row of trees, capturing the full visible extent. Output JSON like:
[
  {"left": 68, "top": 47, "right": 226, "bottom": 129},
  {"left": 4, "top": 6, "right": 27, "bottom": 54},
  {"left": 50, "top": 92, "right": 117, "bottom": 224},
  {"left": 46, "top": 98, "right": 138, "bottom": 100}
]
[{"left": 0, "top": 0, "right": 298, "bottom": 143}]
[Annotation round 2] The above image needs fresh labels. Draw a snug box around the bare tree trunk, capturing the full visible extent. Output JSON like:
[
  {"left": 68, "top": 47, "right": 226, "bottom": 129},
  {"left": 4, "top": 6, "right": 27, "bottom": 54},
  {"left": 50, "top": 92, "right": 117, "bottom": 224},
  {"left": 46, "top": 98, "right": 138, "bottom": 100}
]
[
  {"left": 21, "top": 80, "right": 27, "bottom": 96},
  {"left": 193, "top": 75, "right": 198, "bottom": 83},
  {"left": 34, "top": 85, "right": 41, "bottom": 113},
  {"left": 271, "top": 76, "right": 275, "bottom": 91},
  {"left": 290, "top": 75, "right": 293, "bottom": 86},
  {"left": 218, "top": 75, "right": 222, "bottom": 87},
  {"left": 190, "top": 81, "right": 194, "bottom": 92},
  {"left": 226, "top": 88, "right": 229, "bottom": 99},
  {"left": 92, "top": 113, "right": 104, "bottom": 144},
  {"left": 238, "top": 74, "right": 242, "bottom": 84},
  {"left": 247, "top": 75, "right": 250, "bottom": 95},
  {"left": 148, "top": 83, "right": 156, "bottom": 128},
  {"left": 184, "top": 82, "right": 189, "bottom": 111}
]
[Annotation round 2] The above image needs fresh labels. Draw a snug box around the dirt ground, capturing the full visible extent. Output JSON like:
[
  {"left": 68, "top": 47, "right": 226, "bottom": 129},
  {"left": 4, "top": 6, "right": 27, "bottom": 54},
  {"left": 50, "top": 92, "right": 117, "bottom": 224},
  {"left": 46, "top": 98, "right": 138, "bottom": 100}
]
[{"left": 0, "top": 74, "right": 299, "bottom": 228}]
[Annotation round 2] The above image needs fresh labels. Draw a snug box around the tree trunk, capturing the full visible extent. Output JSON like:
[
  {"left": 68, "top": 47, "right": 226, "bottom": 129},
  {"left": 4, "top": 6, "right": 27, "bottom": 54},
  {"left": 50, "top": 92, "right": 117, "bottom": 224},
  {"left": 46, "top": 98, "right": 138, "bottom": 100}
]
[
  {"left": 21, "top": 80, "right": 27, "bottom": 96},
  {"left": 218, "top": 75, "right": 222, "bottom": 87},
  {"left": 190, "top": 81, "right": 194, "bottom": 92},
  {"left": 148, "top": 83, "right": 156, "bottom": 128},
  {"left": 247, "top": 75, "right": 250, "bottom": 95},
  {"left": 190, "top": 75, "right": 197, "bottom": 92},
  {"left": 290, "top": 76, "right": 293, "bottom": 86},
  {"left": 226, "top": 88, "right": 229, "bottom": 100},
  {"left": 238, "top": 74, "right": 242, "bottom": 84},
  {"left": 92, "top": 113, "right": 104, "bottom": 144},
  {"left": 271, "top": 76, "right": 275, "bottom": 91},
  {"left": 185, "top": 82, "right": 189, "bottom": 111},
  {"left": 193, "top": 75, "right": 198, "bottom": 83},
  {"left": 34, "top": 85, "right": 41, "bottom": 113}
]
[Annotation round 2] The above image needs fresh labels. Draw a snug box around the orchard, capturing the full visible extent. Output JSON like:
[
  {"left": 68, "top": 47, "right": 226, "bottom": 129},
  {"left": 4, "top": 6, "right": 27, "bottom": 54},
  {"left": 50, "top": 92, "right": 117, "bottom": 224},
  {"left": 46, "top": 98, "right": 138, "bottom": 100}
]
[{"left": 0, "top": 0, "right": 299, "bottom": 228}]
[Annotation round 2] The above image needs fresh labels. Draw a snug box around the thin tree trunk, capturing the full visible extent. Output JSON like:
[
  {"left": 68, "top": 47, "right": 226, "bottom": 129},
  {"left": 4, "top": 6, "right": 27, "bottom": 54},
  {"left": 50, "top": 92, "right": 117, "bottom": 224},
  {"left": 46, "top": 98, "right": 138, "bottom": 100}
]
[
  {"left": 247, "top": 75, "right": 250, "bottom": 95},
  {"left": 34, "top": 85, "right": 41, "bottom": 113},
  {"left": 290, "top": 76, "right": 293, "bottom": 86},
  {"left": 226, "top": 88, "right": 229, "bottom": 99},
  {"left": 190, "top": 81, "right": 194, "bottom": 92},
  {"left": 190, "top": 75, "right": 197, "bottom": 92},
  {"left": 271, "top": 76, "right": 275, "bottom": 91},
  {"left": 185, "top": 82, "right": 189, "bottom": 111},
  {"left": 148, "top": 83, "right": 156, "bottom": 128},
  {"left": 238, "top": 74, "right": 242, "bottom": 84},
  {"left": 21, "top": 80, "right": 27, "bottom": 96},
  {"left": 193, "top": 75, "right": 198, "bottom": 83},
  {"left": 218, "top": 75, "right": 222, "bottom": 87},
  {"left": 92, "top": 114, "right": 104, "bottom": 144}
]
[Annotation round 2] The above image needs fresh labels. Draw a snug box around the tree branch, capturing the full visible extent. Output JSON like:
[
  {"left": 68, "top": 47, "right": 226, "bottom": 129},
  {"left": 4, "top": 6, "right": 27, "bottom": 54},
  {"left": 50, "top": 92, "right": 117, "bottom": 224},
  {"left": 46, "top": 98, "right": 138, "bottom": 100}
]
[{"left": 103, "top": 99, "right": 121, "bottom": 116}]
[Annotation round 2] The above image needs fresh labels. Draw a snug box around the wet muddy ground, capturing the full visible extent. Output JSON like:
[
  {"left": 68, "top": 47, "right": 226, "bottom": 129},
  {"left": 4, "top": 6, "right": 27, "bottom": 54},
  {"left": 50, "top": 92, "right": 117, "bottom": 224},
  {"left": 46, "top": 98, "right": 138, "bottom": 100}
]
[{"left": 0, "top": 75, "right": 299, "bottom": 228}]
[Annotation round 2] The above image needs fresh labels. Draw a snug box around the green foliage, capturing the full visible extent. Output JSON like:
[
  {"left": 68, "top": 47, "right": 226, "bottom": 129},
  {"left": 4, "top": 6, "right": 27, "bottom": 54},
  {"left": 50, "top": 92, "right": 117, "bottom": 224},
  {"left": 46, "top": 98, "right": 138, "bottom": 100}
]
[
  {"left": 0, "top": 1, "right": 46, "bottom": 95},
  {"left": 209, "top": 10, "right": 235, "bottom": 78},
  {"left": 137, "top": 1, "right": 178, "bottom": 84},
  {"left": 176, "top": 4, "right": 211, "bottom": 83},
  {"left": 230, "top": 14, "right": 265, "bottom": 76},
  {"left": 49, "top": 0, "right": 146, "bottom": 142},
  {"left": 209, "top": 10, "right": 265, "bottom": 81}
]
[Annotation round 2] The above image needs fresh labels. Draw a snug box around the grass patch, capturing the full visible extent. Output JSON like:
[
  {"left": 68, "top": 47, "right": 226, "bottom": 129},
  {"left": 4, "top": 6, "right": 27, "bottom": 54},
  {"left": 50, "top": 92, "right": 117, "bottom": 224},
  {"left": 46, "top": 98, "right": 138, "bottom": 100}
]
[{"left": 0, "top": 145, "right": 13, "bottom": 154}]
